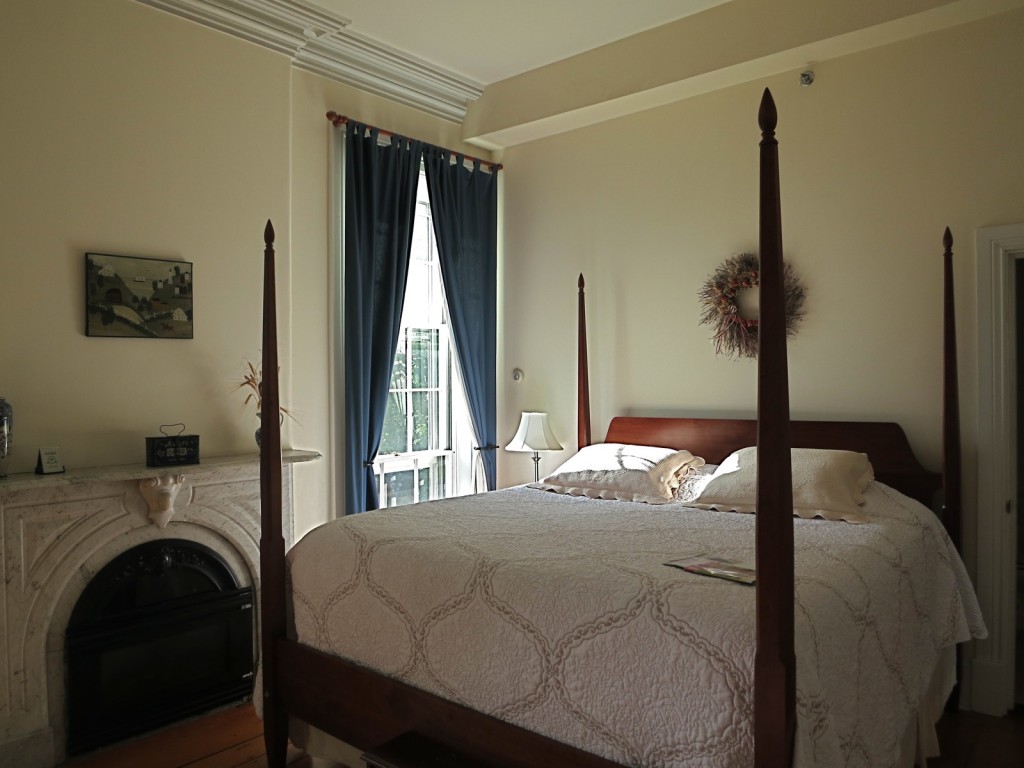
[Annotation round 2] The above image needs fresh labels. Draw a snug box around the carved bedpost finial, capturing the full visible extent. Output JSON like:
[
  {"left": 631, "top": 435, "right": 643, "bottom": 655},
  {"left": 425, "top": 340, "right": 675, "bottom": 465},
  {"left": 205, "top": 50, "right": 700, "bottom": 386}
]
[
  {"left": 265, "top": 219, "right": 275, "bottom": 246},
  {"left": 758, "top": 88, "right": 778, "bottom": 135},
  {"left": 943, "top": 226, "right": 953, "bottom": 253},
  {"left": 578, "top": 273, "right": 585, "bottom": 291}
]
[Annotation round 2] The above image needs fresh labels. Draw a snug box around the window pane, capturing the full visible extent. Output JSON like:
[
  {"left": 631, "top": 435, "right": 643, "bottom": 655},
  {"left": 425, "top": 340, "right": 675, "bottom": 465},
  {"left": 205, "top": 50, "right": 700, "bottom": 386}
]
[
  {"left": 424, "top": 262, "right": 443, "bottom": 326},
  {"left": 384, "top": 470, "right": 415, "bottom": 507},
  {"left": 411, "top": 391, "right": 437, "bottom": 452},
  {"left": 418, "top": 466, "right": 430, "bottom": 501},
  {"left": 390, "top": 342, "right": 407, "bottom": 390},
  {"left": 428, "top": 329, "right": 439, "bottom": 386},
  {"left": 410, "top": 204, "right": 430, "bottom": 263},
  {"left": 380, "top": 392, "right": 408, "bottom": 454},
  {"left": 415, "top": 458, "right": 447, "bottom": 503},
  {"left": 434, "top": 456, "right": 446, "bottom": 493},
  {"left": 410, "top": 328, "right": 438, "bottom": 389},
  {"left": 403, "top": 260, "right": 431, "bottom": 326}
]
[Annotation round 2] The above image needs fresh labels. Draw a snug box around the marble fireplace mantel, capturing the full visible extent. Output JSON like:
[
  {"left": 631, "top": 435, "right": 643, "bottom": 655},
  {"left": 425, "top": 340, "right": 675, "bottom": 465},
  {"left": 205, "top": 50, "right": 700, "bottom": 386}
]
[{"left": 0, "top": 450, "right": 319, "bottom": 767}]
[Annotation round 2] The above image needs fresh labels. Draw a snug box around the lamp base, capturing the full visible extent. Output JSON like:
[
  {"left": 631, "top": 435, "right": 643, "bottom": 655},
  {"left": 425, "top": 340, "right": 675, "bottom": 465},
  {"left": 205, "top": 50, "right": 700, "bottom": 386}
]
[{"left": 531, "top": 452, "right": 541, "bottom": 482}]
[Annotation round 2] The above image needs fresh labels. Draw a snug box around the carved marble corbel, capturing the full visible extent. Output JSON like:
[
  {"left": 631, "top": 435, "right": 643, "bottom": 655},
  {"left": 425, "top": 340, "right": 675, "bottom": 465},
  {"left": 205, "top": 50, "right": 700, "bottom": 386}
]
[{"left": 138, "top": 474, "right": 185, "bottom": 528}]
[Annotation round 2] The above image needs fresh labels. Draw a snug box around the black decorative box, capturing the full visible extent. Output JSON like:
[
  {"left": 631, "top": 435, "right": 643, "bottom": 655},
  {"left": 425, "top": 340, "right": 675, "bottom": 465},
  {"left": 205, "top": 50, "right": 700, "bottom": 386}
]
[{"left": 146, "top": 425, "right": 200, "bottom": 467}]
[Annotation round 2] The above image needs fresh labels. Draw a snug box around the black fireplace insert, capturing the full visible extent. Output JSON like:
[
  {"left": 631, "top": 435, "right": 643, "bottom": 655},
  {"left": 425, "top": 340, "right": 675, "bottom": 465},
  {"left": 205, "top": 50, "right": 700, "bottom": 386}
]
[{"left": 65, "top": 539, "right": 254, "bottom": 755}]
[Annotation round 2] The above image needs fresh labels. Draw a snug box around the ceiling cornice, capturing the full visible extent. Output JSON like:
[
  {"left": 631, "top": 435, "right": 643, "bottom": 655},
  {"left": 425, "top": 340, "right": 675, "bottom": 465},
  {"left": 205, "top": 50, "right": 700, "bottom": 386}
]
[
  {"left": 294, "top": 31, "right": 483, "bottom": 123},
  {"left": 134, "top": 0, "right": 483, "bottom": 122}
]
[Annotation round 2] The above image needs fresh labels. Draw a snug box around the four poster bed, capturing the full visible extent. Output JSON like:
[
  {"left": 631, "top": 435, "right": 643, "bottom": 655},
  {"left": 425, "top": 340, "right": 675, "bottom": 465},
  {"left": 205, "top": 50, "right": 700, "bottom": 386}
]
[{"left": 256, "top": 90, "right": 985, "bottom": 768}]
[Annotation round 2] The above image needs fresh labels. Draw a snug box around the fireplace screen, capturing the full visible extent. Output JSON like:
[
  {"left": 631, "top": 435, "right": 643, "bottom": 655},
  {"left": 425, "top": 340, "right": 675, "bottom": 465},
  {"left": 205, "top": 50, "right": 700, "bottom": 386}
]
[{"left": 65, "top": 539, "right": 254, "bottom": 755}]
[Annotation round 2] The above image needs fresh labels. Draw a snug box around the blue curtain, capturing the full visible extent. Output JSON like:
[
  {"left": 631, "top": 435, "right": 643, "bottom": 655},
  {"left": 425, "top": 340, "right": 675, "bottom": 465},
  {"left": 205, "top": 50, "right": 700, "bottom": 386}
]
[
  {"left": 344, "top": 123, "right": 423, "bottom": 514},
  {"left": 423, "top": 149, "right": 499, "bottom": 490}
]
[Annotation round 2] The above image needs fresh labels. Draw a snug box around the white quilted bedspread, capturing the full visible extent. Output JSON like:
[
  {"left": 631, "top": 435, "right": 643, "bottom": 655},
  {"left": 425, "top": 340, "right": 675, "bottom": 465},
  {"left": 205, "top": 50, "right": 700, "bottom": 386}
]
[{"left": 286, "top": 482, "right": 986, "bottom": 768}]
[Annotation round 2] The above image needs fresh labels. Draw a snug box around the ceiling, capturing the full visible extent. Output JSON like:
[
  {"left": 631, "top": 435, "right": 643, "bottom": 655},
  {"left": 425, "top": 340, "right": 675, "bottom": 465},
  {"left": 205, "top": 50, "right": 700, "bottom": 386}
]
[
  {"left": 135, "top": 0, "right": 731, "bottom": 124},
  {"left": 304, "top": 0, "right": 727, "bottom": 85},
  {"left": 134, "top": 0, "right": 1024, "bottom": 146}
]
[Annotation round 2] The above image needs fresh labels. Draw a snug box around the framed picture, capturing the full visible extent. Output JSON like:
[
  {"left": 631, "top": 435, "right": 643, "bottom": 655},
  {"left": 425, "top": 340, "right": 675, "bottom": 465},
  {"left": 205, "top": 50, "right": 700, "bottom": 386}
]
[{"left": 85, "top": 253, "right": 193, "bottom": 339}]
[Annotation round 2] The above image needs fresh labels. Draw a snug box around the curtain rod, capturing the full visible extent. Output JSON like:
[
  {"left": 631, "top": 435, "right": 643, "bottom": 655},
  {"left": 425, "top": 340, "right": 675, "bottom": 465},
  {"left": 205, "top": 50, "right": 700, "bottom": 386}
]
[{"left": 326, "top": 112, "right": 502, "bottom": 171}]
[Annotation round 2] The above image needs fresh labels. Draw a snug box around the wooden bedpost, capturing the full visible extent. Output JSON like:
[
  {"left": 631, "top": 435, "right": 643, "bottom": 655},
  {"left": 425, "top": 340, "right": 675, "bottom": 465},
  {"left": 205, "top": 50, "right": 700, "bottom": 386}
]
[
  {"left": 754, "top": 88, "right": 796, "bottom": 768},
  {"left": 578, "top": 273, "right": 592, "bottom": 448},
  {"left": 259, "top": 220, "right": 288, "bottom": 768},
  {"left": 941, "top": 227, "right": 962, "bottom": 551}
]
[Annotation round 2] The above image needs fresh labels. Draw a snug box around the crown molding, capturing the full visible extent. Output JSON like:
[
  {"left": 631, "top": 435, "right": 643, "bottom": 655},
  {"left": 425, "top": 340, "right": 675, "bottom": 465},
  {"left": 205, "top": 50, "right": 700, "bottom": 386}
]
[
  {"left": 134, "top": 0, "right": 483, "bottom": 122},
  {"left": 135, "top": 0, "right": 347, "bottom": 55},
  {"left": 294, "top": 30, "right": 482, "bottom": 123}
]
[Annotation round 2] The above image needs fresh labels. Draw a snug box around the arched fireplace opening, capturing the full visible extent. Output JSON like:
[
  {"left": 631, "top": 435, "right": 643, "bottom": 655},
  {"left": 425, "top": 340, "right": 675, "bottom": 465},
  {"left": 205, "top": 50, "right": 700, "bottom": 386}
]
[{"left": 65, "top": 538, "right": 254, "bottom": 756}]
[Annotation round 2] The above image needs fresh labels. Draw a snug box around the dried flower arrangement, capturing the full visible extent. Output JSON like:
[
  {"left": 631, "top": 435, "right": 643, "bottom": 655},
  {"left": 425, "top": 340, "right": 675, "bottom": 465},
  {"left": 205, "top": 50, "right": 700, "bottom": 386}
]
[
  {"left": 697, "top": 252, "right": 806, "bottom": 359},
  {"left": 237, "top": 360, "right": 291, "bottom": 419}
]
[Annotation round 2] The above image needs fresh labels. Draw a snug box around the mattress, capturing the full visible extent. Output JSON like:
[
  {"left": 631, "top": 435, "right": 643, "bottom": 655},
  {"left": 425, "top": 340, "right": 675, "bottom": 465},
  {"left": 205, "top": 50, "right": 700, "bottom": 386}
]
[{"left": 285, "top": 482, "right": 986, "bottom": 767}]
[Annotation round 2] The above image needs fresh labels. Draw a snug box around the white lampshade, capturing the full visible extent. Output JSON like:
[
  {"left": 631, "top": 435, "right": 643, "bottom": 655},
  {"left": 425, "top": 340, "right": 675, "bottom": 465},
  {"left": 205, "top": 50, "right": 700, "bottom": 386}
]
[{"left": 506, "top": 412, "right": 563, "bottom": 453}]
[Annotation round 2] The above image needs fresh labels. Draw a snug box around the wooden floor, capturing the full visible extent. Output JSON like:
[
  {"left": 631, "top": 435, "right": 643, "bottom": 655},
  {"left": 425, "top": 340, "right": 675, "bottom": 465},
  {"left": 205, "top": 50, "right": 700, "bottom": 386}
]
[
  {"left": 928, "top": 707, "right": 1024, "bottom": 768},
  {"left": 59, "top": 704, "right": 312, "bottom": 768},
  {"left": 58, "top": 702, "right": 1022, "bottom": 768}
]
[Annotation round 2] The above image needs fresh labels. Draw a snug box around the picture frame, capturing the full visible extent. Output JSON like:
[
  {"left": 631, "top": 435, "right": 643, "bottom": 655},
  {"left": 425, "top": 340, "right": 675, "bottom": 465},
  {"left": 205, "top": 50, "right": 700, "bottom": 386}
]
[{"left": 85, "top": 252, "right": 194, "bottom": 339}]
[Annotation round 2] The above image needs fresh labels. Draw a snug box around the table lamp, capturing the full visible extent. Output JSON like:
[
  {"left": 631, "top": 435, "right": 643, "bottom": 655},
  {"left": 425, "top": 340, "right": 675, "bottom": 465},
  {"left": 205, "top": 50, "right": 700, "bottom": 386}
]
[{"left": 506, "top": 411, "right": 562, "bottom": 482}]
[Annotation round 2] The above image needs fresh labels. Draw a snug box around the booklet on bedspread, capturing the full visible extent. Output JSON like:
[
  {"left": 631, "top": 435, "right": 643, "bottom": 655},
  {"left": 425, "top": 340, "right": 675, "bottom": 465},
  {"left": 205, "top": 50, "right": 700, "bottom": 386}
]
[{"left": 664, "top": 554, "right": 756, "bottom": 584}]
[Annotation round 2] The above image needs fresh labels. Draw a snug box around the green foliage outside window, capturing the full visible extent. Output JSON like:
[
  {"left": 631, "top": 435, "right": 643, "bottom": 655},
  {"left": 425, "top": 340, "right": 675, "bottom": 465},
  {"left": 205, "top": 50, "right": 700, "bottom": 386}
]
[{"left": 380, "top": 329, "right": 443, "bottom": 455}]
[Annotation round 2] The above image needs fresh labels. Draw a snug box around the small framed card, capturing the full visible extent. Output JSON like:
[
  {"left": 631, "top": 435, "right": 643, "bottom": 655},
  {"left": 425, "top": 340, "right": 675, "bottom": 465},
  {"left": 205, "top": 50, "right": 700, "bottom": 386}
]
[{"left": 36, "top": 447, "right": 65, "bottom": 475}]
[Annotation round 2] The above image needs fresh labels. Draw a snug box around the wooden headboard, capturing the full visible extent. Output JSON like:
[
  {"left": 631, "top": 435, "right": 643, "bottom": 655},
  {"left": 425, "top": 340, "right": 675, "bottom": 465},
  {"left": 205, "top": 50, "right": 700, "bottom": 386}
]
[{"left": 604, "top": 416, "right": 940, "bottom": 509}]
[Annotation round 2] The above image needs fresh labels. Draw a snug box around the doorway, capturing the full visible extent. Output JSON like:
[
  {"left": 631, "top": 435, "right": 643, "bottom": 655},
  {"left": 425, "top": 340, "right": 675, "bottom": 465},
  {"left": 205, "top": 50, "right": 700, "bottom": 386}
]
[
  {"left": 973, "top": 224, "right": 1024, "bottom": 716},
  {"left": 1016, "top": 256, "right": 1024, "bottom": 706}
]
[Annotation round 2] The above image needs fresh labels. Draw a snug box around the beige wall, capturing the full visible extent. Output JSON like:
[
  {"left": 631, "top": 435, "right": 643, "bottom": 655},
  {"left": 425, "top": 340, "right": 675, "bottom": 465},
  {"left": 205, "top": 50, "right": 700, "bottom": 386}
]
[
  {"left": 1, "top": 0, "right": 495, "bottom": 539},
  {"left": 1, "top": 1, "right": 291, "bottom": 472},
  {"left": 3, "top": 0, "right": 1023, "bottom": 548},
  {"left": 496, "top": 7, "right": 1024, "bottom": 576}
]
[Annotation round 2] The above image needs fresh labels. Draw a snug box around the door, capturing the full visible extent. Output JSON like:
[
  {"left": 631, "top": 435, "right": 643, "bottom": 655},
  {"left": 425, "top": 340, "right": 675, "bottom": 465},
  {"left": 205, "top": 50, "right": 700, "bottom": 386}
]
[
  {"left": 973, "top": 225, "right": 1024, "bottom": 715},
  {"left": 1016, "top": 256, "right": 1024, "bottom": 706}
]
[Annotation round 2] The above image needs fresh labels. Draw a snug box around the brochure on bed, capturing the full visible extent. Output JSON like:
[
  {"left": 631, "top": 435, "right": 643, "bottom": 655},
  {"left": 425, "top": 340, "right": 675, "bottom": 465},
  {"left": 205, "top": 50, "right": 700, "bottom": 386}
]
[{"left": 285, "top": 481, "right": 985, "bottom": 767}]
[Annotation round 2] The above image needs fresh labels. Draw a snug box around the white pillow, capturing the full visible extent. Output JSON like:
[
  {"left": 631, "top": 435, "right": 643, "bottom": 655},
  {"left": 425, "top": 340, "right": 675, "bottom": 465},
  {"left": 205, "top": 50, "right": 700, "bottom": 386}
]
[
  {"left": 531, "top": 443, "right": 705, "bottom": 504},
  {"left": 689, "top": 447, "right": 874, "bottom": 522}
]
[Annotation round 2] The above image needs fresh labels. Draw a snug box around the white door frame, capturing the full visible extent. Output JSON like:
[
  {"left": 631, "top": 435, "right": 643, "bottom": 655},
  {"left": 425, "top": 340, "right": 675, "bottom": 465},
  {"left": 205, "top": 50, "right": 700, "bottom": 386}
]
[{"left": 971, "top": 223, "right": 1023, "bottom": 715}]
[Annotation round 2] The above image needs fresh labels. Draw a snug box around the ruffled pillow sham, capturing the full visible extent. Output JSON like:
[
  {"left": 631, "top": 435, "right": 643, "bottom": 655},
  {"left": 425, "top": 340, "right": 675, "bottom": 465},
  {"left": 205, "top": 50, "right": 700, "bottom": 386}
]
[
  {"left": 531, "top": 442, "right": 705, "bottom": 504},
  {"left": 674, "top": 464, "right": 717, "bottom": 503},
  {"left": 689, "top": 446, "right": 875, "bottom": 522}
]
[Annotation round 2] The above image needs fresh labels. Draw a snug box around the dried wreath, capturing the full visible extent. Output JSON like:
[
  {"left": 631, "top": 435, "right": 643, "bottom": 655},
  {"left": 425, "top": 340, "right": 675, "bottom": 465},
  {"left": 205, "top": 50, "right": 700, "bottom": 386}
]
[{"left": 697, "top": 252, "right": 806, "bottom": 359}]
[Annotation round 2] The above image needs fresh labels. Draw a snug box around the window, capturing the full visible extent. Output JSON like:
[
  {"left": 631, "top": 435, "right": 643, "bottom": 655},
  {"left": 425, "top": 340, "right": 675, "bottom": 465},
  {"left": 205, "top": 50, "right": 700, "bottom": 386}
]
[{"left": 374, "top": 172, "right": 474, "bottom": 506}]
